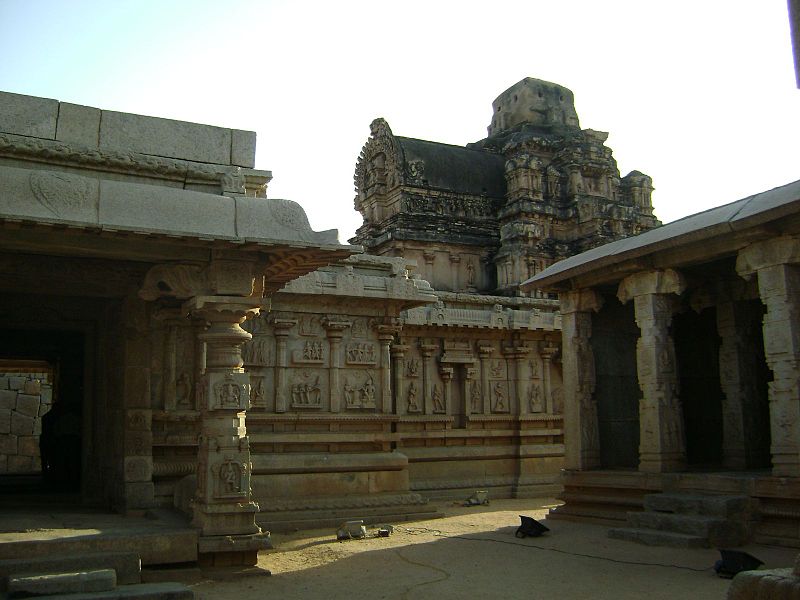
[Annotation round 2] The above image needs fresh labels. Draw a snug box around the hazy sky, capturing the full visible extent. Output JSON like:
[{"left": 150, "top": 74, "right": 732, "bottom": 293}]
[{"left": 1, "top": 1, "right": 797, "bottom": 242}]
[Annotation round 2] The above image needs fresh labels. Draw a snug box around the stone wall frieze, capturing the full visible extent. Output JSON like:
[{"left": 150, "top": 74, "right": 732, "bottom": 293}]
[{"left": 0, "top": 131, "right": 245, "bottom": 184}]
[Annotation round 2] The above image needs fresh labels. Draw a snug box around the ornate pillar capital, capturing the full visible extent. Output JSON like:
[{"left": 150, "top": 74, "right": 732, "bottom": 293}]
[
  {"left": 560, "top": 288, "right": 604, "bottom": 314},
  {"left": 736, "top": 235, "right": 800, "bottom": 279},
  {"left": 617, "top": 269, "right": 686, "bottom": 304}
]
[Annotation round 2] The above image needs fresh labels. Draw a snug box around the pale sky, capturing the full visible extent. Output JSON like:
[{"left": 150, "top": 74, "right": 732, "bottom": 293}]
[{"left": 1, "top": 0, "right": 797, "bottom": 242}]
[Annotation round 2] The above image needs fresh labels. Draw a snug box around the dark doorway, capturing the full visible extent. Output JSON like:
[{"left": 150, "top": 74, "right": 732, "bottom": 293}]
[
  {"left": 673, "top": 307, "right": 724, "bottom": 467},
  {"left": 0, "top": 329, "right": 85, "bottom": 493},
  {"left": 592, "top": 295, "right": 640, "bottom": 468}
]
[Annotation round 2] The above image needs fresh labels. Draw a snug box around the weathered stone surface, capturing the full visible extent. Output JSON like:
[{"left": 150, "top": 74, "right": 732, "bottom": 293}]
[
  {"left": 99, "top": 109, "right": 232, "bottom": 165},
  {"left": 0, "top": 390, "right": 15, "bottom": 409},
  {"left": 231, "top": 129, "right": 257, "bottom": 168},
  {"left": 0, "top": 433, "right": 16, "bottom": 454},
  {"left": 17, "top": 435, "right": 38, "bottom": 457},
  {"left": 8, "top": 568, "right": 116, "bottom": 596},
  {"left": 0, "top": 91, "right": 58, "bottom": 139},
  {"left": 607, "top": 527, "right": 708, "bottom": 548},
  {"left": 40, "top": 384, "right": 52, "bottom": 404},
  {"left": 22, "top": 379, "right": 41, "bottom": 395},
  {"left": 234, "top": 196, "right": 339, "bottom": 244},
  {"left": 10, "top": 412, "right": 34, "bottom": 435},
  {"left": 124, "top": 456, "right": 153, "bottom": 483},
  {"left": 98, "top": 179, "right": 236, "bottom": 238},
  {"left": 0, "top": 552, "right": 141, "bottom": 589},
  {"left": 8, "top": 377, "right": 25, "bottom": 391},
  {"left": 15, "top": 393, "right": 40, "bottom": 417},
  {"left": 7, "top": 454, "right": 32, "bottom": 472},
  {"left": 0, "top": 408, "right": 10, "bottom": 434},
  {"left": 728, "top": 564, "right": 800, "bottom": 599},
  {"left": 56, "top": 102, "right": 102, "bottom": 147}
]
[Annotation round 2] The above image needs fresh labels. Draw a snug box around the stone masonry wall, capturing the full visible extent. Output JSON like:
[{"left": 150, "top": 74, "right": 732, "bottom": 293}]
[{"left": 0, "top": 371, "right": 52, "bottom": 474}]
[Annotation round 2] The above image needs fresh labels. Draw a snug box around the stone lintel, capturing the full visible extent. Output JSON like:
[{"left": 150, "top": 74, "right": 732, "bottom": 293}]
[{"left": 617, "top": 269, "right": 686, "bottom": 304}]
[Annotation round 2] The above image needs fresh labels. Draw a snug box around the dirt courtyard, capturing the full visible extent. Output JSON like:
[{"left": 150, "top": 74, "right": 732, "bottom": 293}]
[{"left": 190, "top": 498, "right": 798, "bottom": 599}]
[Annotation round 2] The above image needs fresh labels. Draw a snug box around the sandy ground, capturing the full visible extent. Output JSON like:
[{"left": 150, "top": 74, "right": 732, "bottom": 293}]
[{"left": 191, "top": 498, "right": 799, "bottom": 600}]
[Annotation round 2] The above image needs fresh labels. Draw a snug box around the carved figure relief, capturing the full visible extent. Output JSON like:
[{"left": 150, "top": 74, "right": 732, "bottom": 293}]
[
  {"left": 219, "top": 460, "right": 243, "bottom": 495},
  {"left": 292, "top": 340, "right": 324, "bottom": 364},
  {"left": 529, "top": 359, "right": 538, "bottom": 378},
  {"left": 432, "top": 385, "right": 445, "bottom": 413},
  {"left": 470, "top": 381, "right": 481, "bottom": 412},
  {"left": 406, "top": 358, "right": 420, "bottom": 377},
  {"left": 362, "top": 376, "right": 376, "bottom": 408},
  {"left": 407, "top": 381, "right": 420, "bottom": 412},
  {"left": 175, "top": 372, "right": 192, "bottom": 408},
  {"left": 291, "top": 371, "right": 322, "bottom": 408},
  {"left": 351, "top": 318, "right": 367, "bottom": 339},
  {"left": 490, "top": 360, "right": 505, "bottom": 378},
  {"left": 528, "top": 383, "right": 544, "bottom": 413},
  {"left": 344, "top": 374, "right": 377, "bottom": 409},
  {"left": 344, "top": 381, "right": 357, "bottom": 408},
  {"left": 214, "top": 374, "right": 242, "bottom": 408},
  {"left": 251, "top": 376, "right": 265, "bottom": 408},
  {"left": 299, "top": 315, "right": 321, "bottom": 336},
  {"left": 243, "top": 338, "right": 271, "bottom": 365},
  {"left": 492, "top": 382, "right": 507, "bottom": 412},
  {"left": 466, "top": 261, "right": 475, "bottom": 286},
  {"left": 346, "top": 342, "right": 377, "bottom": 365}
]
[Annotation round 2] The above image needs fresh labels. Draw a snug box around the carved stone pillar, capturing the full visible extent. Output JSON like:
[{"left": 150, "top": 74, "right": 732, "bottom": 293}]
[
  {"left": 478, "top": 345, "right": 494, "bottom": 415},
  {"left": 439, "top": 366, "right": 453, "bottom": 416},
  {"left": 560, "top": 289, "right": 603, "bottom": 470},
  {"left": 324, "top": 319, "right": 350, "bottom": 413},
  {"left": 420, "top": 342, "right": 438, "bottom": 415},
  {"left": 509, "top": 346, "right": 531, "bottom": 416},
  {"left": 540, "top": 344, "right": 559, "bottom": 414},
  {"left": 716, "top": 300, "right": 758, "bottom": 469},
  {"left": 618, "top": 269, "right": 687, "bottom": 473},
  {"left": 738, "top": 237, "right": 800, "bottom": 476},
  {"left": 391, "top": 344, "right": 408, "bottom": 415},
  {"left": 185, "top": 296, "right": 269, "bottom": 565},
  {"left": 465, "top": 366, "right": 477, "bottom": 418},
  {"left": 449, "top": 253, "right": 461, "bottom": 291},
  {"left": 163, "top": 318, "right": 179, "bottom": 411},
  {"left": 423, "top": 250, "right": 436, "bottom": 284},
  {"left": 377, "top": 323, "right": 400, "bottom": 414},
  {"left": 272, "top": 319, "right": 295, "bottom": 414}
]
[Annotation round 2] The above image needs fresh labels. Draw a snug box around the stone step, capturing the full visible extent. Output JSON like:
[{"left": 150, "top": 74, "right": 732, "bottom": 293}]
[
  {"left": 0, "top": 529, "right": 197, "bottom": 566},
  {"left": 549, "top": 502, "right": 631, "bottom": 523},
  {"left": 9, "top": 568, "right": 117, "bottom": 596},
  {"left": 0, "top": 551, "right": 141, "bottom": 591},
  {"left": 628, "top": 511, "right": 726, "bottom": 536},
  {"left": 260, "top": 505, "right": 441, "bottom": 534},
  {"left": 28, "top": 582, "right": 194, "bottom": 599},
  {"left": 627, "top": 511, "right": 750, "bottom": 546},
  {"left": 607, "top": 527, "right": 709, "bottom": 548},
  {"left": 644, "top": 493, "right": 750, "bottom": 518}
]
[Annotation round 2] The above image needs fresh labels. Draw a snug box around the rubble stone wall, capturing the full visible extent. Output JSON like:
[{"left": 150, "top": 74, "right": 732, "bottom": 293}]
[{"left": 0, "top": 371, "right": 52, "bottom": 474}]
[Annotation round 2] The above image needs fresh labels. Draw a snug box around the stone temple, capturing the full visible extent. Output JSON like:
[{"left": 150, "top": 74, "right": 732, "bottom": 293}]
[{"left": 1, "top": 75, "right": 799, "bottom": 591}]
